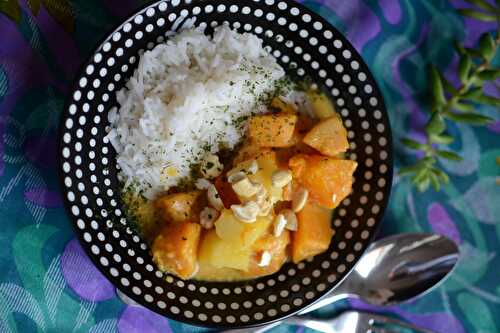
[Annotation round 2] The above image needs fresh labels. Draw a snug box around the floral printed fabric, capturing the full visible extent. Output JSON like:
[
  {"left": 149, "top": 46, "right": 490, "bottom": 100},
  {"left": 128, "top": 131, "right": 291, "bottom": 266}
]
[{"left": 0, "top": 0, "right": 499, "bottom": 332}]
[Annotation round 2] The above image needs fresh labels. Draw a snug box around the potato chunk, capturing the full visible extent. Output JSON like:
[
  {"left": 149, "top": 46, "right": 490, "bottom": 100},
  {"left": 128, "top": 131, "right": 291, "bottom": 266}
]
[
  {"left": 289, "top": 154, "right": 357, "bottom": 209},
  {"left": 151, "top": 222, "right": 201, "bottom": 279},
  {"left": 292, "top": 201, "right": 333, "bottom": 263},
  {"left": 155, "top": 191, "right": 204, "bottom": 223},
  {"left": 215, "top": 209, "right": 273, "bottom": 248},
  {"left": 198, "top": 230, "right": 252, "bottom": 271},
  {"left": 308, "top": 90, "right": 336, "bottom": 119},
  {"left": 303, "top": 115, "right": 348, "bottom": 157},
  {"left": 248, "top": 113, "right": 297, "bottom": 147}
]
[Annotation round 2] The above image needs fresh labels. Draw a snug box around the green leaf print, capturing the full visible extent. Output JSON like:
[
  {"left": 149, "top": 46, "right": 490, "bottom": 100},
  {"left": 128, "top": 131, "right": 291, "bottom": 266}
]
[
  {"left": 12, "top": 225, "right": 97, "bottom": 331},
  {"left": 0, "top": 283, "right": 46, "bottom": 331},
  {"left": 457, "top": 292, "right": 498, "bottom": 333},
  {"left": 13, "top": 224, "right": 58, "bottom": 305}
]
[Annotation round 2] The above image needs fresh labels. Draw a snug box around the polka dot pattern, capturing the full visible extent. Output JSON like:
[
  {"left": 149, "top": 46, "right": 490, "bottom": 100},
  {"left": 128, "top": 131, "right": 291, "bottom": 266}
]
[{"left": 59, "top": 0, "right": 392, "bottom": 328}]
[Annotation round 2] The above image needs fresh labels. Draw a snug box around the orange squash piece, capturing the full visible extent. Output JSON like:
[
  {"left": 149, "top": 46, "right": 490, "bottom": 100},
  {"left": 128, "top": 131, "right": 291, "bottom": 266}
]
[
  {"left": 303, "top": 114, "right": 349, "bottom": 157},
  {"left": 289, "top": 154, "right": 357, "bottom": 209},
  {"left": 233, "top": 144, "right": 271, "bottom": 165},
  {"left": 248, "top": 113, "right": 298, "bottom": 147},
  {"left": 244, "top": 230, "right": 291, "bottom": 277},
  {"left": 151, "top": 222, "right": 202, "bottom": 279},
  {"left": 155, "top": 191, "right": 205, "bottom": 223},
  {"left": 292, "top": 201, "right": 333, "bottom": 263}
]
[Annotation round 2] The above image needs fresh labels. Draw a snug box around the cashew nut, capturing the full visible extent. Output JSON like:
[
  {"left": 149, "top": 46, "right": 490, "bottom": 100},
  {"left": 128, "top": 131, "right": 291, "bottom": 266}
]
[
  {"left": 199, "top": 207, "right": 219, "bottom": 229},
  {"left": 227, "top": 159, "right": 259, "bottom": 178},
  {"left": 257, "top": 198, "right": 273, "bottom": 216},
  {"left": 255, "top": 185, "right": 268, "bottom": 204},
  {"left": 195, "top": 178, "right": 211, "bottom": 190},
  {"left": 271, "top": 170, "right": 292, "bottom": 188},
  {"left": 281, "top": 209, "right": 298, "bottom": 231},
  {"left": 258, "top": 251, "right": 272, "bottom": 267},
  {"left": 232, "top": 177, "right": 261, "bottom": 197},
  {"left": 207, "top": 184, "right": 224, "bottom": 211},
  {"left": 227, "top": 171, "right": 246, "bottom": 184},
  {"left": 292, "top": 187, "right": 309, "bottom": 212},
  {"left": 247, "top": 160, "right": 259, "bottom": 174},
  {"left": 231, "top": 201, "right": 260, "bottom": 223},
  {"left": 273, "top": 214, "right": 287, "bottom": 237},
  {"left": 200, "top": 153, "right": 223, "bottom": 179}
]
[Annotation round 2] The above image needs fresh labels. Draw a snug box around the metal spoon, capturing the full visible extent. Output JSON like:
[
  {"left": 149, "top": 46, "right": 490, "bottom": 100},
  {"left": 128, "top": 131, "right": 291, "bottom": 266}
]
[{"left": 223, "top": 233, "right": 459, "bottom": 333}]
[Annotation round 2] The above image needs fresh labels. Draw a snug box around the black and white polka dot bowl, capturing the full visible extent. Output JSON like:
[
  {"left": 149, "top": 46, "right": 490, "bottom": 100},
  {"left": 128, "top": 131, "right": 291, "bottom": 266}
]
[{"left": 59, "top": 0, "right": 393, "bottom": 329}]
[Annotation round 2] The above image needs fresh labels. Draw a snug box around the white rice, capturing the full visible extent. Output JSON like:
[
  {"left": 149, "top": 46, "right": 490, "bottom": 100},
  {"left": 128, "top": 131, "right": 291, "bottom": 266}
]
[{"left": 106, "top": 26, "right": 286, "bottom": 199}]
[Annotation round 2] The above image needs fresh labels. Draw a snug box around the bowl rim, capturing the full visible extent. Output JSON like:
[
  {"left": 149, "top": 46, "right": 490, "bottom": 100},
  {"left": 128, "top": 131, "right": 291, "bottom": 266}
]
[{"left": 57, "top": 0, "right": 394, "bottom": 328}]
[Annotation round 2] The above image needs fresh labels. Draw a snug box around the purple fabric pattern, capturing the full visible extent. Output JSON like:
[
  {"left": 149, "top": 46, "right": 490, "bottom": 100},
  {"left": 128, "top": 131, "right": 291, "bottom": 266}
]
[{"left": 60, "top": 239, "right": 115, "bottom": 301}]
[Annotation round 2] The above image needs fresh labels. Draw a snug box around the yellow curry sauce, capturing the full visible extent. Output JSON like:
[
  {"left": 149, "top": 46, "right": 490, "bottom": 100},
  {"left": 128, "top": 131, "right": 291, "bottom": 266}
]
[{"left": 124, "top": 90, "right": 357, "bottom": 281}]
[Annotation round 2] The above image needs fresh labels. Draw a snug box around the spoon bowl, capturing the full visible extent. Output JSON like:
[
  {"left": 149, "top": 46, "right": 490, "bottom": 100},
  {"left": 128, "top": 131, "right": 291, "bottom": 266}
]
[{"left": 302, "top": 233, "right": 459, "bottom": 313}]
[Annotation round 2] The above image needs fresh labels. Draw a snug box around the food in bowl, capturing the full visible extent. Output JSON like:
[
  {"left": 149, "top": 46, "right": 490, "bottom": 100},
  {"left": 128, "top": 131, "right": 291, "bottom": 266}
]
[{"left": 107, "top": 26, "right": 357, "bottom": 281}]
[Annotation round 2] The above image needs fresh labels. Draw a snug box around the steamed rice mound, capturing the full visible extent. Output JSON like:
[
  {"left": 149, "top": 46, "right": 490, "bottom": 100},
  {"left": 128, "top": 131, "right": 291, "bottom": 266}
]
[{"left": 106, "top": 26, "right": 286, "bottom": 198}]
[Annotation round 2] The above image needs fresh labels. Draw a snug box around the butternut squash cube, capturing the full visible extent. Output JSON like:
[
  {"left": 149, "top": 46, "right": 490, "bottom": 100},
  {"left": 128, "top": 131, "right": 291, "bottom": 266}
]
[
  {"left": 292, "top": 201, "right": 333, "bottom": 263},
  {"left": 155, "top": 191, "right": 205, "bottom": 223},
  {"left": 248, "top": 113, "right": 297, "bottom": 147},
  {"left": 151, "top": 222, "right": 201, "bottom": 279},
  {"left": 303, "top": 115, "right": 349, "bottom": 157},
  {"left": 289, "top": 154, "right": 357, "bottom": 209}
]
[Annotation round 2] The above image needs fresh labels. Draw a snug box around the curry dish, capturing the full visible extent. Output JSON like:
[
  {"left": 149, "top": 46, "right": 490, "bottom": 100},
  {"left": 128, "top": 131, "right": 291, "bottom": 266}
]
[{"left": 126, "top": 91, "right": 357, "bottom": 281}]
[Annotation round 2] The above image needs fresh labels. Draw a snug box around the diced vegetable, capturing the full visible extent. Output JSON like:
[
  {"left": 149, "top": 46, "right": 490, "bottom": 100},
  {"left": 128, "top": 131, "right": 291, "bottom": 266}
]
[
  {"left": 303, "top": 114, "right": 348, "bottom": 157},
  {"left": 308, "top": 90, "right": 336, "bottom": 119},
  {"left": 229, "top": 150, "right": 283, "bottom": 204},
  {"left": 292, "top": 201, "right": 333, "bottom": 263},
  {"left": 151, "top": 222, "right": 202, "bottom": 279},
  {"left": 155, "top": 191, "right": 205, "bottom": 223},
  {"left": 233, "top": 144, "right": 271, "bottom": 165},
  {"left": 244, "top": 230, "right": 290, "bottom": 277},
  {"left": 214, "top": 176, "right": 240, "bottom": 208},
  {"left": 198, "top": 230, "right": 252, "bottom": 271},
  {"left": 214, "top": 209, "right": 273, "bottom": 248},
  {"left": 248, "top": 113, "right": 298, "bottom": 147},
  {"left": 289, "top": 154, "right": 357, "bottom": 209}
]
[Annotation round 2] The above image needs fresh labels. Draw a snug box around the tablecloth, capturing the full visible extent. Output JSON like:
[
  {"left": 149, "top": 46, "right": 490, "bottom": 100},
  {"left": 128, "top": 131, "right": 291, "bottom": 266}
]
[{"left": 1, "top": 0, "right": 499, "bottom": 332}]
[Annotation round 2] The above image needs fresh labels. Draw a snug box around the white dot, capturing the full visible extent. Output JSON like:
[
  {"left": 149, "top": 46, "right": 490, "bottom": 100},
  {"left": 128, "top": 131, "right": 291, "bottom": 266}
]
[{"left": 134, "top": 15, "right": 143, "bottom": 24}]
